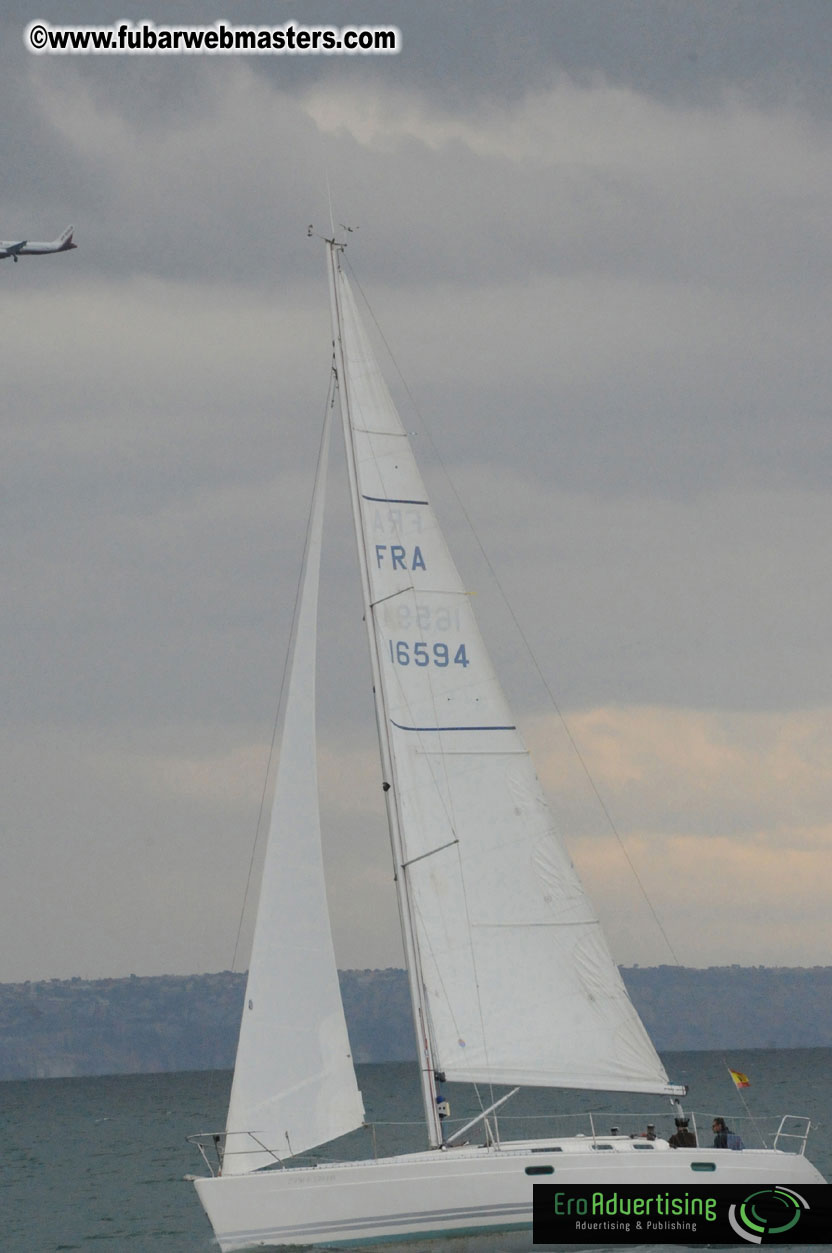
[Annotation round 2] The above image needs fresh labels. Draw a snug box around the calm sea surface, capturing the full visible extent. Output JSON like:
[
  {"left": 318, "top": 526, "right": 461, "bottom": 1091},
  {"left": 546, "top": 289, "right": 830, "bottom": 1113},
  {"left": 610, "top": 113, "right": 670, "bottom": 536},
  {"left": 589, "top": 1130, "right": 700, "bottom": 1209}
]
[{"left": 2, "top": 1051, "right": 831, "bottom": 1252}]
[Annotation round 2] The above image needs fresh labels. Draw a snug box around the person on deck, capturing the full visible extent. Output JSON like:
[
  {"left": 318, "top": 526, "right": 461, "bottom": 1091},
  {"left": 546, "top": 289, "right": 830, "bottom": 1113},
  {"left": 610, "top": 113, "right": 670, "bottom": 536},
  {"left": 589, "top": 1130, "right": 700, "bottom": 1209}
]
[
  {"left": 669, "top": 1117, "right": 697, "bottom": 1148},
  {"left": 712, "top": 1117, "right": 731, "bottom": 1147}
]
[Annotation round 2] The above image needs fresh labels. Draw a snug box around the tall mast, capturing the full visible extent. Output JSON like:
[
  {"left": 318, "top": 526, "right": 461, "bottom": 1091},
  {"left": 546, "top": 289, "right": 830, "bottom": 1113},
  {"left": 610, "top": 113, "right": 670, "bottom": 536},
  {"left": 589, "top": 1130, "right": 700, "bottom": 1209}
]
[{"left": 326, "top": 240, "right": 443, "bottom": 1148}]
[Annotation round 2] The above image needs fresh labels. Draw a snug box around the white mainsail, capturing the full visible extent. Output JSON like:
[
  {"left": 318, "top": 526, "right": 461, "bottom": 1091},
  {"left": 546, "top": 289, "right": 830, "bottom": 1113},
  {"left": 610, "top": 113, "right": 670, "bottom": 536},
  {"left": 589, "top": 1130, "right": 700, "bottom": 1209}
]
[
  {"left": 222, "top": 406, "right": 365, "bottom": 1176},
  {"left": 333, "top": 256, "right": 676, "bottom": 1096}
]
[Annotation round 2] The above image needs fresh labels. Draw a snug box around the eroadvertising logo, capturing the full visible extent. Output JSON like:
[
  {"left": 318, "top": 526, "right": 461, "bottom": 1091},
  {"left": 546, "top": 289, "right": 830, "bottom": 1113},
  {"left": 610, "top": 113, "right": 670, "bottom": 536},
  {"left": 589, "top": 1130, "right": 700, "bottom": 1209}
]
[
  {"left": 728, "top": 1187, "right": 808, "bottom": 1244},
  {"left": 532, "top": 1183, "right": 832, "bottom": 1244}
]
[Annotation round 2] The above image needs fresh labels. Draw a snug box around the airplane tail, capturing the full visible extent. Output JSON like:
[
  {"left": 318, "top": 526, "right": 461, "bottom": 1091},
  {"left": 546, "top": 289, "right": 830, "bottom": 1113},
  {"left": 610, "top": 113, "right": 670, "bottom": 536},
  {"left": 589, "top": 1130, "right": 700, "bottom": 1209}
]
[{"left": 57, "top": 225, "right": 76, "bottom": 250}]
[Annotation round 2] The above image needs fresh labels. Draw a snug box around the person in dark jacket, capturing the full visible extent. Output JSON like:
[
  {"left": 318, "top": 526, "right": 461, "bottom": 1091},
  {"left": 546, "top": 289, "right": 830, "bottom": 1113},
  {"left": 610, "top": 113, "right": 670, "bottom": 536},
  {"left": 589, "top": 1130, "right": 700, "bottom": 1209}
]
[
  {"left": 669, "top": 1117, "right": 697, "bottom": 1148},
  {"left": 712, "top": 1117, "right": 730, "bottom": 1147}
]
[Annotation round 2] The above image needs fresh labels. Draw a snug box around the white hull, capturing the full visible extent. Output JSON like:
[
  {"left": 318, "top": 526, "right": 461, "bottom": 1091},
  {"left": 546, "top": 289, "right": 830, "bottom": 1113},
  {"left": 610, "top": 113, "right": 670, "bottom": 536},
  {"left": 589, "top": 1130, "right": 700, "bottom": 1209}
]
[{"left": 194, "top": 1136, "right": 825, "bottom": 1250}]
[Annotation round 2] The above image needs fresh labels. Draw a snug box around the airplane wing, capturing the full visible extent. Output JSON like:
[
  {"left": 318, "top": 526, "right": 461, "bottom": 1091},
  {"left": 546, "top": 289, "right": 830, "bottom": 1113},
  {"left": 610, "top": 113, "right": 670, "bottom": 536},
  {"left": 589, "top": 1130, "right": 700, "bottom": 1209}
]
[{"left": 0, "top": 240, "right": 27, "bottom": 261}]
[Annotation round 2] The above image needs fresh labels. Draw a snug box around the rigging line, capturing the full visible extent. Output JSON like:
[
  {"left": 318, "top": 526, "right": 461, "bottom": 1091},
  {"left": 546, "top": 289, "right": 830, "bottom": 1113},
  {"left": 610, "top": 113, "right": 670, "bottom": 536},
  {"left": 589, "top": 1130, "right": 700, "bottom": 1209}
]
[
  {"left": 396, "top": 710, "right": 497, "bottom": 1103},
  {"left": 338, "top": 261, "right": 472, "bottom": 882},
  {"left": 407, "top": 887, "right": 491, "bottom": 1123},
  {"left": 325, "top": 172, "right": 336, "bottom": 240},
  {"left": 401, "top": 838, "right": 459, "bottom": 869},
  {"left": 375, "top": 629, "right": 492, "bottom": 1076},
  {"left": 342, "top": 261, "right": 518, "bottom": 1086},
  {"left": 228, "top": 366, "right": 337, "bottom": 977},
  {"left": 332, "top": 247, "right": 445, "bottom": 1146},
  {"left": 344, "top": 255, "right": 681, "bottom": 970}
]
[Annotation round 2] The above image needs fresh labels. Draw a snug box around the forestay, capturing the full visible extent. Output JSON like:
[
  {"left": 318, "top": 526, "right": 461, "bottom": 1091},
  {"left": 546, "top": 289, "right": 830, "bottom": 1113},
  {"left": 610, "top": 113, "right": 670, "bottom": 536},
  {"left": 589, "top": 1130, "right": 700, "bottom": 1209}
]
[
  {"left": 334, "top": 258, "right": 677, "bottom": 1096},
  {"left": 223, "top": 406, "right": 365, "bottom": 1177}
]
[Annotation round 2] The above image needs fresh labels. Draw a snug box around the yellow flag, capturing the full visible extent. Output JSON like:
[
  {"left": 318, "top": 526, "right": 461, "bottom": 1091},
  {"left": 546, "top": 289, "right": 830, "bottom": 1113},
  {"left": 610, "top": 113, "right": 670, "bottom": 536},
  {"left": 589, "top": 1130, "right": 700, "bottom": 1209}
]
[{"left": 729, "top": 1068, "right": 750, "bottom": 1089}]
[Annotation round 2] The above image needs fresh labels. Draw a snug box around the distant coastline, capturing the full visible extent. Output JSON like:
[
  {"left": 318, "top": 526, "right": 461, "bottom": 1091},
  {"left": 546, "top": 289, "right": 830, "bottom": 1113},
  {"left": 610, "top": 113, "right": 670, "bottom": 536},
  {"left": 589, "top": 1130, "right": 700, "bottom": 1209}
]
[{"left": 2, "top": 966, "right": 831, "bottom": 1081}]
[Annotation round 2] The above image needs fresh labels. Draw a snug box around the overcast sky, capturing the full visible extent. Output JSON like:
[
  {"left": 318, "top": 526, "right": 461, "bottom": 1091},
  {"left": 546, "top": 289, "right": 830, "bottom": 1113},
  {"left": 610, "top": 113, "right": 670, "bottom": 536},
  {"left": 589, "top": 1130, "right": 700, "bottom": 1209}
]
[{"left": 2, "top": 1, "right": 831, "bottom": 984}]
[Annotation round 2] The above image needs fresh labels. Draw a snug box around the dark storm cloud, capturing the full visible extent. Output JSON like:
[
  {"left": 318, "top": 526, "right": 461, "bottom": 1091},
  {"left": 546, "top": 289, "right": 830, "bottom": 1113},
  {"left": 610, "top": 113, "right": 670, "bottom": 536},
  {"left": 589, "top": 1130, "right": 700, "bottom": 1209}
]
[{"left": 1, "top": 1, "right": 831, "bottom": 979}]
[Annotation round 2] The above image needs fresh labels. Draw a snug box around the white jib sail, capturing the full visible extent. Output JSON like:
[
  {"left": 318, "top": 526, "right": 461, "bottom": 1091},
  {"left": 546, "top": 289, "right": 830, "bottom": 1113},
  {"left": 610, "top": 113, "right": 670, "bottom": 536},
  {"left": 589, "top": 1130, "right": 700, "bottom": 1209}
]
[
  {"left": 335, "top": 258, "right": 678, "bottom": 1096},
  {"left": 223, "top": 406, "right": 365, "bottom": 1176}
]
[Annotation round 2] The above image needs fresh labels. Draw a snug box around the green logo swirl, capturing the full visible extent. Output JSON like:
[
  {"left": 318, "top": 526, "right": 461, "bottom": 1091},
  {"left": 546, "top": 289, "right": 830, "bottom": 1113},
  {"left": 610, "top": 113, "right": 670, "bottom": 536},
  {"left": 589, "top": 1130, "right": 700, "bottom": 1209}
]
[{"left": 728, "top": 1187, "right": 808, "bottom": 1244}]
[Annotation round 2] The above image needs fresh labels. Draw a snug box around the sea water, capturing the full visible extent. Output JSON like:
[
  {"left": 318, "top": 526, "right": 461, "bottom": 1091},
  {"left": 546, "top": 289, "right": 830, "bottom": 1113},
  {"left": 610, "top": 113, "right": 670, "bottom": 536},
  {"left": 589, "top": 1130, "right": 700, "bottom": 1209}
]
[{"left": 2, "top": 1051, "right": 831, "bottom": 1252}]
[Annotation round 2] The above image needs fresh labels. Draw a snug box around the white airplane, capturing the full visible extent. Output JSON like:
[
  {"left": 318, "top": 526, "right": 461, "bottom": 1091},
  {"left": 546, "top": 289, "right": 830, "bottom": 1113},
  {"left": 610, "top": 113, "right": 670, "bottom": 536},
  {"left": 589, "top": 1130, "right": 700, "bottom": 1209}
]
[{"left": 0, "top": 225, "right": 76, "bottom": 262}]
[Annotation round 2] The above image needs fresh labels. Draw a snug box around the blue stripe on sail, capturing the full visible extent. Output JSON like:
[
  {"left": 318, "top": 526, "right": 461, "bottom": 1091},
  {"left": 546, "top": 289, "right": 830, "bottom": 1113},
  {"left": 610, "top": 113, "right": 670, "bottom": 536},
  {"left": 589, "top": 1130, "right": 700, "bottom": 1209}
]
[
  {"left": 362, "top": 494, "right": 429, "bottom": 505},
  {"left": 391, "top": 720, "right": 516, "bottom": 733}
]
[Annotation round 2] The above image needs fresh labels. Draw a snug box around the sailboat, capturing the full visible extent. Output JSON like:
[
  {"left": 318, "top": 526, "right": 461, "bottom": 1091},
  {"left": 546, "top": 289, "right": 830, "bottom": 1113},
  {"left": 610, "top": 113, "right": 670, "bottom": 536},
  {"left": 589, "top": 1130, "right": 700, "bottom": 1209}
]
[{"left": 192, "top": 239, "right": 824, "bottom": 1250}]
